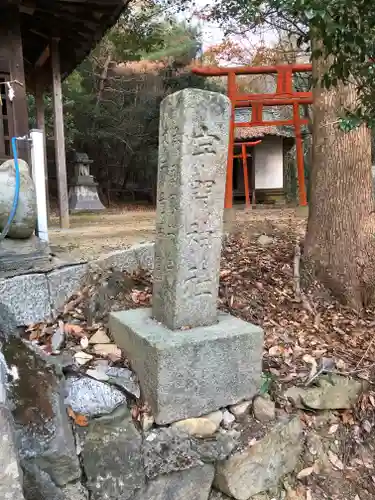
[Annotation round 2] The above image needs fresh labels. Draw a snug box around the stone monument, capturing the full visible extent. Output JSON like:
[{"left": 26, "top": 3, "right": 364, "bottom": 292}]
[
  {"left": 68, "top": 152, "right": 105, "bottom": 212},
  {"left": 110, "top": 88, "right": 263, "bottom": 425},
  {"left": 0, "top": 157, "right": 49, "bottom": 273}
]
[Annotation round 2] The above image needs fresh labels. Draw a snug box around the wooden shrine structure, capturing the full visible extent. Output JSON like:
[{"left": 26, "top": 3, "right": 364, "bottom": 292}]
[
  {"left": 0, "top": 0, "right": 129, "bottom": 228},
  {"left": 192, "top": 64, "right": 313, "bottom": 208}
]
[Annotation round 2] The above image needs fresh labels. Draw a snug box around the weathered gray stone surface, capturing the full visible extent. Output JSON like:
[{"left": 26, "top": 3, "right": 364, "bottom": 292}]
[
  {"left": 48, "top": 264, "right": 88, "bottom": 314},
  {"left": 209, "top": 490, "right": 231, "bottom": 500},
  {"left": 0, "top": 159, "right": 37, "bottom": 239},
  {"left": 64, "top": 375, "right": 127, "bottom": 418},
  {"left": 0, "top": 236, "right": 50, "bottom": 273},
  {"left": 153, "top": 88, "right": 230, "bottom": 330},
  {"left": 0, "top": 405, "right": 25, "bottom": 500},
  {"left": 0, "top": 274, "right": 50, "bottom": 325},
  {"left": 214, "top": 417, "right": 304, "bottom": 500},
  {"left": 143, "top": 427, "right": 238, "bottom": 479},
  {"left": 0, "top": 302, "right": 20, "bottom": 340},
  {"left": 134, "top": 242, "right": 154, "bottom": 271},
  {"left": 1, "top": 338, "right": 80, "bottom": 487},
  {"left": 110, "top": 308, "right": 263, "bottom": 424},
  {"left": 133, "top": 465, "right": 215, "bottom": 500},
  {"left": 229, "top": 401, "right": 251, "bottom": 419},
  {"left": 106, "top": 366, "right": 140, "bottom": 399},
  {"left": 284, "top": 375, "right": 364, "bottom": 410},
  {"left": 253, "top": 396, "right": 276, "bottom": 422},
  {"left": 301, "top": 375, "right": 363, "bottom": 410},
  {"left": 172, "top": 416, "right": 219, "bottom": 438},
  {"left": 22, "top": 462, "right": 88, "bottom": 500},
  {"left": 82, "top": 416, "right": 144, "bottom": 500},
  {"left": 94, "top": 248, "right": 139, "bottom": 273}
]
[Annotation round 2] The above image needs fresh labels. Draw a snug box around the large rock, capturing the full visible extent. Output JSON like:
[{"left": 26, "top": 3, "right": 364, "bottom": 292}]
[
  {"left": 284, "top": 375, "right": 364, "bottom": 410},
  {"left": 0, "top": 405, "right": 25, "bottom": 500},
  {"left": 214, "top": 417, "right": 303, "bottom": 500},
  {"left": 143, "top": 427, "right": 238, "bottom": 479},
  {"left": 1, "top": 338, "right": 81, "bottom": 487},
  {"left": 252, "top": 396, "right": 276, "bottom": 422},
  {"left": 82, "top": 416, "right": 144, "bottom": 500},
  {"left": 172, "top": 416, "right": 220, "bottom": 438},
  {"left": 133, "top": 465, "right": 215, "bottom": 500},
  {"left": 0, "top": 159, "right": 37, "bottom": 239},
  {"left": 22, "top": 462, "right": 88, "bottom": 500},
  {"left": 64, "top": 375, "right": 127, "bottom": 418}
]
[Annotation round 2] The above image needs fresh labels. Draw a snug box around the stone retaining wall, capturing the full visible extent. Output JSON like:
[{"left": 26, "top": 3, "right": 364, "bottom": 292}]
[
  {"left": 0, "top": 332, "right": 303, "bottom": 500},
  {"left": 0, "top": 242, "right": 154, "bottom": 326}
]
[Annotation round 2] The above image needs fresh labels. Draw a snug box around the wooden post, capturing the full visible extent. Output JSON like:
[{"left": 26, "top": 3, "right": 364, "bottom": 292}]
[
  {"left": 7, "top": 7, "right": 29, "bottom": 162},
  {"left": 241, "top": 143, "right": 250, "bottom": 208},
  {"left": 35, "top": 79, "right": 50, "bottom": 220},
  {"left": 51, "top": 37, "right": 69, "bottom": 229},
  {"left": 293, "top": 102, "right": 307, "bottom": 206}
]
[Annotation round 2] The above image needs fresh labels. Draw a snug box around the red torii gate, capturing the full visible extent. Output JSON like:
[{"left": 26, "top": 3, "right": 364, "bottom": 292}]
[{"left": 192, "top": 64, "right": 313, "bottom": 208}]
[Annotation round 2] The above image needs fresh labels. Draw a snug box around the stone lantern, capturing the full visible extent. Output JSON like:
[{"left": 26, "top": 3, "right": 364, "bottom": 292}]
[{"left": 68, "top": 152, "right": 105, "bottom": 212}]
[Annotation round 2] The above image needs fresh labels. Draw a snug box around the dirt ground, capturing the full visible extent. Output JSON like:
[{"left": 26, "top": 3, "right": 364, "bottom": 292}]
[
  {"left": 48, "top": 205, "right": 308, "bottom": 262},
  {"left": 48, "top": 207, "right": 156, "bottom": 261}
]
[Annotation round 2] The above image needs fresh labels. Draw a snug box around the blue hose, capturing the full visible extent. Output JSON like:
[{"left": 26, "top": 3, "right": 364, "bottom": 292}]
[{"left": 0, "top": 137, "right": 21, "bottom": 240}]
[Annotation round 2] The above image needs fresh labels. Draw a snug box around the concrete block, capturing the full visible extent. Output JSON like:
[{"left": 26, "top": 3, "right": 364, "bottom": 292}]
[
  {"left": 48, "top": 264, "right": 88, "bottom": 314},
  {"left": 134, "top": 243, "right": 154, "bottom": 271},
  {"left": 95, "top": 248, "right": 138, "bottom": 273},
  {"left": 110, "top": 308, "right": 263, "bottom": 425},
  {"left": 0, "top": 274, "right": 50, "bottom": 326}
]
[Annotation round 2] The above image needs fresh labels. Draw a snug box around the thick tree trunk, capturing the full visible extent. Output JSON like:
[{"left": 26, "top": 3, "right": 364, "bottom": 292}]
[{"left": 304, "top": 53, "right": 375, "bottom": 309}]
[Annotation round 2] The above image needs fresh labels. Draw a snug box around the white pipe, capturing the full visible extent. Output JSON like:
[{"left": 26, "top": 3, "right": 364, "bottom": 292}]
[{"left": 30, "top": 129, "right": 49, "bottom": 242}]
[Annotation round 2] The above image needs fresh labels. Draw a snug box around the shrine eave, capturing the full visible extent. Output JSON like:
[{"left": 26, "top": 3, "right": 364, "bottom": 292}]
[{"left": 1, "top": 0, "right": 130, "bottom": 84}]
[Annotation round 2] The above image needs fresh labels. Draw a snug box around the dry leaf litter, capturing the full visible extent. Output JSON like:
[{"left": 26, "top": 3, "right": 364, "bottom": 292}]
[{"left": 24, "top": 216, "right": 375, "bottom": 500}]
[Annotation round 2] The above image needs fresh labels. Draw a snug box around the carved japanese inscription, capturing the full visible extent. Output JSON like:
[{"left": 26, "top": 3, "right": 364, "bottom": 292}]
[{"left": 152, "top": 88, "right": 230, "bottom": 330}]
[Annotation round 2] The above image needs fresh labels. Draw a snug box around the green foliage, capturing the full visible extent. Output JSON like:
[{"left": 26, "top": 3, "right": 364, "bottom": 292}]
[
  {"left": 35, "top": 4, "right": 215, "bottom": 203},
  {"left": 173, "top": 0, "right": 375, "bottom": 125}
]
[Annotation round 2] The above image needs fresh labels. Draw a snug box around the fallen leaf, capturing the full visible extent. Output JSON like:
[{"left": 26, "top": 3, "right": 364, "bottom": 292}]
[
  {"left": 131, "top": 406, "right": 139, "bottom": 420},
  {"left": 302, "top": 354, "right": 317, "bottom": 379},
  {"left": 362, "top": 419, "right": 372, "bottom": 433},
  {"left": 328, "top": 424, "right": 339, "bottom": 435},
  {"left": 335, "top": 358, "right": 346, "bottom": 370},
  {"left": 220, "top": 269, "right": 231, "bottom": 278},
  {"left": 74, "top": 414, "right": 89, "bottom": 427},
  {"left": 341, "top": 410, "right": 355, "bottom": 426},
  {"left": 67, "top": 408, "right": 88, "bottom": 428},
  {"left": 29, "top": 330, "right": 40, "bottom": 341},
  {"left": 297, "top": 466, "right": 314, "bottom": 479},
  {"left": 93, "top": 343, "right": 121, "bottom": 359},
  {"left": 269, "top": 345, "right": 283, "bottom": 356},
  {"left": 64, "top": 323, "right": 85, "bottom": 337},
  {"left": 67, "top": 407, "right": 75, "bottom": 419},
  {"left": 80, "top": 336, "right": 89, "bottom": 349},
  {"left": 328, "top": 450, "right": 344, "bottom": 470},
  {"left": 74, "top": 351, "right": 93, "bottom": 365}
]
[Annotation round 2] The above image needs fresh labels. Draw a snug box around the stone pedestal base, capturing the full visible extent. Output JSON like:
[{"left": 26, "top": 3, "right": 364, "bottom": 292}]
[
  {"left": 68, "top": 179, "right": 105, "bottom": 212},
  {"left": 109, "top": 308, "right": 263, "bottom": 425},
  {"left": 0, "top": 236, "right": 50, "bottom": 274}
]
